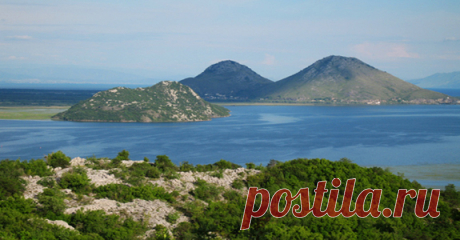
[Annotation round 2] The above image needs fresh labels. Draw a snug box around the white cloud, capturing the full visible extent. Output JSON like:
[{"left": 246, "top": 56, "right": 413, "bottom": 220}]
[
  {"left": 262, "top": 54, "right": 275, "bottom": 65},
  {"left": 7, "top": 56, "right": 27, "bottom": 60},
  {"left": 6, "top": 35, "right": 32, "bottom": 40},
  {"left": 444, "top": 37, "right": 460, "bottom": 41},
  {"left": 352, "top": 42, "right": 419, "bottom": 60}
]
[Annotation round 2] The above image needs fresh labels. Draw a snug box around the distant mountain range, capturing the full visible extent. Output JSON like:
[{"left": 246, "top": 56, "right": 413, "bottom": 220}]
[
  {"left": 181, "top": 56, "right": 454, "bottom": 104},
  {"left": 407, "top": 72, "right": 460, "bottom": 89},
  {"left": 0, "top": 66, "right": 158, "bottom": 90}
]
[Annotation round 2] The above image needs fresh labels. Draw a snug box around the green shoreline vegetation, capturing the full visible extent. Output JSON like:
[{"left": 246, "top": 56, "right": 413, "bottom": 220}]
[
  {"left": 0, "top": 151, "right": 459, "bottom": 239},
  {"left": 0, "top": 107, "right": 69, "bottom": 120}
]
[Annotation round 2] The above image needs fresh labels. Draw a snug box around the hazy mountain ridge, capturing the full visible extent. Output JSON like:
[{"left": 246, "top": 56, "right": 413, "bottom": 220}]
[
  {"left": 52, "top": 81, "right": 230, "bottom": 122},
  {"left": 180, "top": 60, "right": 273, "bottom": 100},
  {"left": 257, "top": 56, "right": 453, "bottom": 104},
  {"left": 408, "top": 71, "right": 460, "bottom": 89},
  {"left": 178, "top": 56, "right": 455, "bottom": 104}
]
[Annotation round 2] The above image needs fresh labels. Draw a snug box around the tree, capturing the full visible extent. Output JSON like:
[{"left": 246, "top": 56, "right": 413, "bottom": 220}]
[{"left": 47, "top": 151, "right": 71, "bottom": 168}]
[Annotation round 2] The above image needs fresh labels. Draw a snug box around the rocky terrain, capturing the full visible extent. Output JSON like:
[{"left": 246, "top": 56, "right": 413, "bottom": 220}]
[
  {"left": 52, "top": 81, "right": 230, "bottom": 122},
  {"left": 21, "top": 157, "right": 259, "bottom": 238}
]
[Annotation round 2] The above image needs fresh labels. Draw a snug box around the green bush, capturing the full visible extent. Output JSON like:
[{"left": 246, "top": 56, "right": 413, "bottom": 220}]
[
  {"left": 59, "top": 167, "right": 92, "bottom": 194},
  {"left": 166, "top": 212, "right": 180, "bottom": 224},
  {"left": 150, "top": 224, "right": 173, "bottom": 240},
  {"left": 114, "top": 149, "right": 130, "bottom": 160},
  {"left": 192, "top": 179, "right": 223, "bottom": 202},
  {"left": 67, "top": 209, "right": 147, "bottom": 239},
  {"left": 37, "top": 176, "right": 56, "bottom": 188},
  {"left": 22, "top": 159, "right": 54, "bottom": 177},
  {"left": 93, "top": 183, "right": 175, "bottom": 203},
  {"left": 0, "top": 196, "right": 36, "bottom": 215},
  {"left": 245, "top": 162, "right": 256, "bottom": 169},
  {"left": 210, "top": 170, "right": 224, "bottom": 179},
  {"left": 0, "top": 160, "right": 26, "bottom": 199},
  {"left": 47, "top": 151, "right": 71, "bottom": 168},
  {"left": 173, "top": 222, "right": 196, "bottom": 239},
  {"left": 37, "top": 187, "right": 67, "bottom": 218},
  {"left": 179, "top": 161, "right": 194, "bottom": 172},
  {"left": 213, "top": 159, "right": 241, "bottom": 170},
  {"left": 231, "top": 179, "right": 245, "bottom": 190},
  {"left": 154, "top": 155, "right": 177, "bottom": 173}
]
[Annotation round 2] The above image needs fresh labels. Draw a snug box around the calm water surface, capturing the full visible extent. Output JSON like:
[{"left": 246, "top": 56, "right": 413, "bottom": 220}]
[{"left": 1, "top": 105, "right": 459, "bottom": 187}]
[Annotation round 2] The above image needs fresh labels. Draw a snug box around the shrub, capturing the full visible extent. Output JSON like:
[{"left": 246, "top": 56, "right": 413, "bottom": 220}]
[
  {"left": 214, "top": 159, "right": 241, "bottom": 170},
  {"left": 114, "top": 149, "right": 130, "bottom": 160},
  {"left": 0, "top": 160, "right": 26, "bottom": 199},
  {"left": 245, "top": 162, "right": 256, "bottom": 169},
  {"left": 68, "top": 209, "right": 147, "bottom": 239},
  {"left": 111, "top": 158, "right": 122, "bottom": 167},
  {"left": 143, "top": 157, "right": 150, "bottom": 163},
  {"left": 210, "top": 170, "right": 224, "bottom": 179},
  {"left": 231, "top": 179, "right": 245, "bottom": 190},
  {"left": 164, "top": 171, "right": 181, "bottom": 180},
  {"left": 59, "top": 167, "right": 92, "bottom": 194},
  {"left": 47, "top": 151, "right": 71, "bottom": 168},
  {"left": 166, "top": 212, "right": 180, "bottom": 224},
  {"left": 150, "top": 224, "right": 173, "bottom": 240},
  {"left": 173, "top": 222, "right": 196, "bottom": 240},
  {"left": 154, "top": 155, "right": 177, "bottom": 173},
  {"left": 192, "top": 179, "right": 223, "bottom": 202},
  {"left": 0, "top": 196, "right": 36, "bottom": 214},
  {"left": 22, "top": 159, "right": 54, "bottom": 177},
  {"left": 179, "top": 161, "right": 194, "bottom": 172},
  {"left": 93, "top": 183, "right": 175, "bottom": 203},
  {"left": 37, "top": 176, "right": 56, "bottom": 188},
  {"left": 37, "top": 187, "right": 67, "bottom": 218}
]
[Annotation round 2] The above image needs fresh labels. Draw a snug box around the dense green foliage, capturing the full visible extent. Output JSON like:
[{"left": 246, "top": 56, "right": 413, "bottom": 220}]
[
  {"left": 0, "top": 158, "right": 53, "bottom": 200},
  {"left": 174, "top": 158, "right": 460, "bottom": 239},
  {"left": 47, "top": 151, "right": 71, "bottom": 168},
  {"left": 93, "top": 183, "right": 176, "bottom": 203},
  {"left": 114, "top": 149, "right": 130, "bottom": 161},
  {"left": 59, "top": 167, "right": 92, "bottom": 194},
  {"left": 1, "top": 154, "right": 459, "bottom": 239},
  {"left": 0, "top": 157, "right": 152, "bottom": 239},
  {"left": 53, "top": 81, "right": 230, "bottom": 122},
  {"left": 192, "top": 179, "right": 224, "bottom": 202}
]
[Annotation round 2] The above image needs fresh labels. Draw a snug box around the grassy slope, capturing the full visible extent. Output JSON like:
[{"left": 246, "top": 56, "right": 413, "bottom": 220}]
[{"left": 258, "top": 56, "right": 450, "bottom": 101}]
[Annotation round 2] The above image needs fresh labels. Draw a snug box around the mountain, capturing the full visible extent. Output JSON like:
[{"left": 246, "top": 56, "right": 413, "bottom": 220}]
[
  {"left": 257, "top": 55, "right": 452, "bottom": 104},
  {"left": 52, "top": 81, "right": 230, "bottom": 122},
  {"left": 180, "top": 60, "right": 273, "bottom": 100},
  {"left": 407, "top": 71, "right": 460, "bottom": 89}
]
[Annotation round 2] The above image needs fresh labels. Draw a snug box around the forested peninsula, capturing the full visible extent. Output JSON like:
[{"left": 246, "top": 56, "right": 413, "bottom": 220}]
[{"left": 1, "top": 151, "right": 459, "bottom": 239}]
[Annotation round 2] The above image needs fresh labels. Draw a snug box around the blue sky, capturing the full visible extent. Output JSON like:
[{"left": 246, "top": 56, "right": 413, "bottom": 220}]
[{"left": 1, "top": 0, "right": 459, "bottom": 84}]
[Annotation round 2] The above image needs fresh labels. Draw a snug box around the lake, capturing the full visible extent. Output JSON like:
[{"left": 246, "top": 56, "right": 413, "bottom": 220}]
[{"left": 1, "top": 105, "right": 459, "bottom": 189}]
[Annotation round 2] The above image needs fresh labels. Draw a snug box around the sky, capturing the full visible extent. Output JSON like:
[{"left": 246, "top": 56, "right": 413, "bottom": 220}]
[{"left": 1, "top": 0, "right": 460, "bottom": 85}]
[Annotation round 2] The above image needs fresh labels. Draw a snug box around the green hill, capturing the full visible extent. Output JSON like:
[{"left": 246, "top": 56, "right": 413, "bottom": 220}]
[
  {"left": 180, "top": 60, "right": 273, "bottom": 101},
  {"left": 52, "top": 81, "right": 230, "bottom": 122},
  {"left": 258, "top": 56, "right": 453, "bottom": 104}
]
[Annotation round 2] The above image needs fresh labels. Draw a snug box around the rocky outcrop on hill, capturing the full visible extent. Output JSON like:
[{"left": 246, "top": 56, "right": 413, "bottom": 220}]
[{"left": 21, "top": 157, "right": 259, "bottom": 235}]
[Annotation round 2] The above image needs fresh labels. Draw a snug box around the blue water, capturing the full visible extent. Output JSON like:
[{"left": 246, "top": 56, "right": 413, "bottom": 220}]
[{"left": 1, "top": 105, "right": 460, "bottom": 187}]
